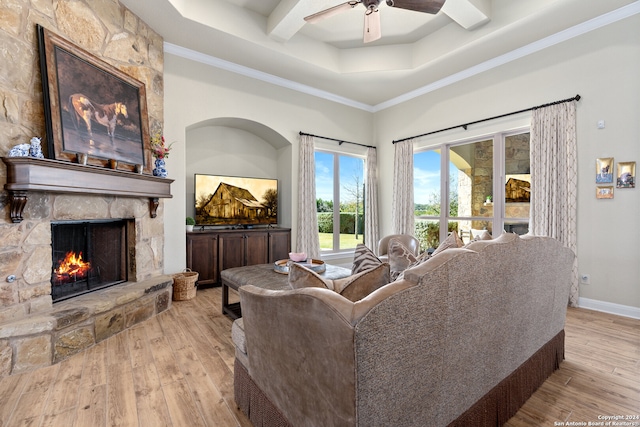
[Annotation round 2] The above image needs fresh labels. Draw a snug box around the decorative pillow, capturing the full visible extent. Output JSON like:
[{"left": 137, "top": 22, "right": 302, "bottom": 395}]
[
  {"left": 395, "top": 251, "right": 432, "bottom": 281},
  {"left": 470, "top": 229, "right": 492, "bottom": 242},
  {"left": 431, "top": 231, "right": 464, "bottom": 257},
  {"left": 351, "top": 243, "right": 382, "bottom": 275},
  {"left": 334, "top": 263, "right": 391, "bottom": 302},
  {"left": 387, "top": 238, "right": 417, "bottom": 280},
  {"left": 288, "top": 263, "right": 333, "bottom": 290},
  {"left": 289, "top": 262, "right": 391, "bottom": 302}
]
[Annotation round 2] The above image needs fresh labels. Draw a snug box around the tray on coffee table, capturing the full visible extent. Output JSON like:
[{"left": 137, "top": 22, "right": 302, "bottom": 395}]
[{"left": 274, "top": 259, "right": 325, "bottom": 274}]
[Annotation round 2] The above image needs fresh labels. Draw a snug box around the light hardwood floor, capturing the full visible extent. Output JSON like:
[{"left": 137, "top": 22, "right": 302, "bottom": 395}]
[{"left": 0, "top": 287, "right": 638, "bottom": 427}]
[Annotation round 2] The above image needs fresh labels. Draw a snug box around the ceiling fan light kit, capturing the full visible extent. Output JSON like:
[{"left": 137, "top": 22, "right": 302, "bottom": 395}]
[{"left": 305, "top": 0, "right": 446, "bottom": 43}]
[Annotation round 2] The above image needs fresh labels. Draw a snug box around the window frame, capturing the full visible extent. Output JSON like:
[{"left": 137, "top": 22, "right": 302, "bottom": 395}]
[
  {"left": 415, "top": 127, "right": 530, "bottom": 245},
  {"left": 315, "top": 147, "right": 366, "bottom": 254}
]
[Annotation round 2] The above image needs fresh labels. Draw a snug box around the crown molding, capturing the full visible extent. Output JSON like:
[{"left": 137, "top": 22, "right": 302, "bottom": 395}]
[
  {"left": 163, "top": 43, "right": 375, "bottom": 113},
  {"left": 165, "top": 2, "right": 640, "bottom": 113}
]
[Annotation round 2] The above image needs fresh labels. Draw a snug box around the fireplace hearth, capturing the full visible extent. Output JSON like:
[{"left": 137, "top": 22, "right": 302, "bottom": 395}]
[{"left": 51, "top": 220, "right": 128, "bottom": 302}]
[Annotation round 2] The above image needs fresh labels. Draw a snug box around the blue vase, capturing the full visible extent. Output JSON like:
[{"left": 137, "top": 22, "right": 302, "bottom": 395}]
[{"left": 153, "top": 158, "right": 167, "bottom": 178}]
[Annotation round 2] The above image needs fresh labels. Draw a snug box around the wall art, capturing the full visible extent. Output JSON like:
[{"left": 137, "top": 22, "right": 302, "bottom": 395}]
[
  {"left": 596, "top": 186, "right": 614, "bottom": 199},
  {"left": 595, "top": 157, "right": 613, "bottom": 183},
  {"left": 616, "top": 161, "right": 635, "bottom": 188},
  {"left": 37, "top": 25, "right": 151, "bottom": 173}
]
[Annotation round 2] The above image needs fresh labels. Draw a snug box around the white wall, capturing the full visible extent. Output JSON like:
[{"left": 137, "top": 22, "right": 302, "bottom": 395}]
[
  {"left": 162, "top": 53, "right": 373, "bottom": 274},
  {"left": 162, "top": 14, "right": 638, "bottom": 314},
  {"left": 375, "top": 14, "right": 640, "bottom": 311}
]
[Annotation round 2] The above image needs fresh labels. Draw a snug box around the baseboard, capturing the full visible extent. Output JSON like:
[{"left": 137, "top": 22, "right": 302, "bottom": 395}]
[{"left": 578, "top": 297, "right": 640, "bottom": 319}]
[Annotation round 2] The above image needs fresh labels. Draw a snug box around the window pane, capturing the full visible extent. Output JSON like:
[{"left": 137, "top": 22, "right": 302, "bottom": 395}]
[
  {"left": 414, "top": 150, "right": 441, "bottom": 216},
  {"left": 315, "top": 152, "right": 334, "bottom": 250},
  {"left": 339, "top": 155, "right": 364, "bottom": 250},
  {"left": 450, "top": 139, "right": 493, "bottom": 219},
  {"left": 505, "top": 133, "right": 531, "bottom": 220},
  {"left": 414, "top": 219, "right": 441, "bottom": 253}
]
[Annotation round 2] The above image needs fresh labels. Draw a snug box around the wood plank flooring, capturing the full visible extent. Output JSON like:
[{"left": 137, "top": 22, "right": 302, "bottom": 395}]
[{"left": 0, "top": 286, "right": 637, "bottom": 427}]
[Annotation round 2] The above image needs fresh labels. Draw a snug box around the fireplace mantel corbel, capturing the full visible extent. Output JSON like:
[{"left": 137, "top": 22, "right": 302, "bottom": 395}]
[{"left": 2, "top": 157, "right": 173, "bottom": 223}]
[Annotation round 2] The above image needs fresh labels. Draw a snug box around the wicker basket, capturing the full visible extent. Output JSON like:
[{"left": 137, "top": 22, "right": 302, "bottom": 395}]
[{"left": 172, "top": 268, "right": 198, "bottom": 301}]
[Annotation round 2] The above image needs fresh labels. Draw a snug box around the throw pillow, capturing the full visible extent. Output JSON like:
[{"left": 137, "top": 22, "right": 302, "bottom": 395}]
[
  {"left": 351, "top": 243, "right": 382, "bottom": 275},
  {"left": 471, "top": 229, "right": 492, "bottom": 242},
  {"left": 334, "top": 263, "right": 391, "bottom": 302},
  {"left": 289, "top": 262, "right": 391, "bottom": 302},
  {"left": 395, "top": 251, "right": 432, "bottom": 281},
  {"left": 288, "top": 263, "right": 333, "bottom": 291},
  {"left": 431, "top": 231, "right": 464, "bottom": 257},
  {"left": 387, "top": 238, "right": 418, "bottom": 281}
]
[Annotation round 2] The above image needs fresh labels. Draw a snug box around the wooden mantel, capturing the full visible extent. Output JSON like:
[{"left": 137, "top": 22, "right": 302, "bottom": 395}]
[{"left": 2, "top": 157, "right": 173, "bottom": 223}]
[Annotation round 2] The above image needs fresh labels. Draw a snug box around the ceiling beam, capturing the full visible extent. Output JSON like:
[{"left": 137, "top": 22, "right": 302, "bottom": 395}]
[
  {"left": 267, "top": 0, "right": 312, "bottom": 42},
  {"left": 441, "top": 0, "right": 491, "bottom": 30}
]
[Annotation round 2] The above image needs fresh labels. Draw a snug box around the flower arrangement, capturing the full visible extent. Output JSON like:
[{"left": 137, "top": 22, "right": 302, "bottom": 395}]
[{"left": 150, "top": 130, "right": 175, "bottom": 159}]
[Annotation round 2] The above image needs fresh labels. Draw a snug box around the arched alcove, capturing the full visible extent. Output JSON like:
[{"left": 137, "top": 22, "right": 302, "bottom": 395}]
[{"left": 185, "top": 118, "right": 293, "bottom": 228}]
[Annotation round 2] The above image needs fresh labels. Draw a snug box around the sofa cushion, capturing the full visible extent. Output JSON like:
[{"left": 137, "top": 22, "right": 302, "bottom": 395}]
[
  {"left": 470, "top": 229, "right": 492, "bottom": 243},
  {"left": 290, "top": 262, "right": 391, "bottom": 302},
  {"left": 395, "top": 251, "right": 432, "bottom": 281},
  {"left": 431, "top": 230, "right": 464, "bottom": 257},
  {"left": 352, "top": 244, "right": 383, "bottom": 274},
  {"left": 387, "top": 238, "right": 418, "bottom": 280},
  {"left": 334, "top": 263, "right": 391, "bottom": 302},
  {"left": 289, "top": 262, "right": 334, "bottom": 291}
]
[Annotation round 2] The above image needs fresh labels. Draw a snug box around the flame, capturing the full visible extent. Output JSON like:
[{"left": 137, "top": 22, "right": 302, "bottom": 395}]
[{"left": 54, "top": 251, "right": 91, "bottom": 280}]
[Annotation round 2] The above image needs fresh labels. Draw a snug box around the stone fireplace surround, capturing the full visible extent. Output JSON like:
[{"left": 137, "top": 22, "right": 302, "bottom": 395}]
[{"left": 0, "top": 157, "right": 173, "bottom": 376}]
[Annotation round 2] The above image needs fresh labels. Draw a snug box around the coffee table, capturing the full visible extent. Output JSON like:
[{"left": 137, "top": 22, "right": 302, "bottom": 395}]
[{"left": 220, "top": 263, "right": 352, "bottom": 319}]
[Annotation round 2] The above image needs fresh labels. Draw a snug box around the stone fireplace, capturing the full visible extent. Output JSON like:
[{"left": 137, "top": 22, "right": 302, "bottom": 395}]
[{"left": 0, "top": 157, "right": 173, "bottom": 376}]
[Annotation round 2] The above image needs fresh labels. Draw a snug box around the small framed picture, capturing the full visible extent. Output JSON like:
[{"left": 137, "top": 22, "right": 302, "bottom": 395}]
[
  {"left": 596, "top": 186, "right": 614, "bottom": 199},
  {"left": 596, "top": 158, "right": 613, "bottom": 183},
  {"left": 616, "top": 161, "right": 636, "bottom": 188}
]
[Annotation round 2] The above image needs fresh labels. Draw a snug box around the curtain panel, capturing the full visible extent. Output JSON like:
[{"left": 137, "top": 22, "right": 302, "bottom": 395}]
[
  {"left": 530, "top": 101, "right": 578, "bottom": 306},
  {"left": 392, "top": 139, "right": 415, "bottom": 235},
  {"left": 296, "top": 134, "right": 320, "bottom": 259},
  {"left": 365, "top": 147, "right": 379, "bottom": 250}
]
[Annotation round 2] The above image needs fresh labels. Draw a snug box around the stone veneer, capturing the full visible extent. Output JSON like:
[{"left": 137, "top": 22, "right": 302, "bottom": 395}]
[{"left": 0, "top": 1, "right": 167, "bottom": 375}]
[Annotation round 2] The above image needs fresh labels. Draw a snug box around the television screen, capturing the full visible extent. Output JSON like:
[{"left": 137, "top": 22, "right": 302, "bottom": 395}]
[{"left": 194, "top": 174, "right": 278, "bottom": 226}]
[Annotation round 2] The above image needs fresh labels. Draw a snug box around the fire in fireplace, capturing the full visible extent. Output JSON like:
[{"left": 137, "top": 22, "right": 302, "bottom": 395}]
[{"left": 51, "top": 219, "right": 129, "bottom": 302}]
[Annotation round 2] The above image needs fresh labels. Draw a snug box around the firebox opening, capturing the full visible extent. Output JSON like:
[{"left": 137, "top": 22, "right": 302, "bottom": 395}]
[{"left": 51, "top": 219, "right": 129, "bottom": 302}]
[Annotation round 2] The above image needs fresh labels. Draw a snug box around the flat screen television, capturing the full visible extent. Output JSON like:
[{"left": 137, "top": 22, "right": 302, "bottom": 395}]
[{"left": 194, "top": 174, "right": 278, "bottom": 226}]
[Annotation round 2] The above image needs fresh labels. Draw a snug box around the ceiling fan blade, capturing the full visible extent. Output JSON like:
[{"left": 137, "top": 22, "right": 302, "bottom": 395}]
[
  {"left": 363, "top": 9, "right": 381, "bottom": 43},
  {"left": 304, "top": 1, "right": 361, "bottom": 24},
  {"left": 385, "top": 0, "right": 446, "bottom": 14}
]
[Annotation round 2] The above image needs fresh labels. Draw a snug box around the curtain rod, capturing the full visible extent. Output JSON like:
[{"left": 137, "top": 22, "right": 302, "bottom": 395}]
[
  {"left": 299, "top": 131, "right": 375, "bottom": 149},
  {"left": 392, "top": 94, "right": 581, "bottom": 144}
]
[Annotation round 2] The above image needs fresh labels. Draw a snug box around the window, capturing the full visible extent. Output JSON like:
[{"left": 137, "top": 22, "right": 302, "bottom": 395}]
[
  {"left": 414, "top": 130, "right": 530, "bottom": 250},
  {"left": 315, "top": 150, "right": 365, "bottom": 253}
]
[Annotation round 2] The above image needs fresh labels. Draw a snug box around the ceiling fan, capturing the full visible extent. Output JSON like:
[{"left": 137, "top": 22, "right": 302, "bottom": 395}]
[{"left": 304, "top": 0, "right": 446, "bottom": 43}]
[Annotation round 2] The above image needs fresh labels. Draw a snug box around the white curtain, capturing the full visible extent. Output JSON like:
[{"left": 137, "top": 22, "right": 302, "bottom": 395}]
[
  {"left": 391, "top": 139, "right": 414, "bottom": 235},
  {"left": 296, "top": 134, "right": 320, "bottom": 259},
  {"left": 364, "top": 147, "right": 379, "bottom": 250},
  {"left": 530, "top": 101, "right": 578, "bottom": 306}
]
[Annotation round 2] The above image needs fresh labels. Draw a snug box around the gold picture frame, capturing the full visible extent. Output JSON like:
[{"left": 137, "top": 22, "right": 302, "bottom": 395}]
[
  {"left": 596, "top": 157, "right": 613, "bottom": 183},
  {"left": 616, "top": 161, "right": 636, "bottom": 188},
  {"left": 37, "top": 25, "right": 152, "bottom": 173},
  {"left": 596, "top": 186, "right": 614, "bottom": 199}
]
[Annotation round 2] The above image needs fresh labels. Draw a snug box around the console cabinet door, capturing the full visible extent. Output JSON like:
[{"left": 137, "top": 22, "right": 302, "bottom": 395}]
[
  {"left": 218, "top": 233, "right": 246, "bottom": 271},
  {"left": 245, "top": 232, "right": 269, "bottom": 266},
  {"left": 186, "top": 233, "right": 218, "bottom": 286},
  {"left": 268, "top": 230, "right": 291, "bottom": 263}
]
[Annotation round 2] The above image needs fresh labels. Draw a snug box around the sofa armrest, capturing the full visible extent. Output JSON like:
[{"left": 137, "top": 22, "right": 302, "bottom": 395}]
[{"left": 239, "top": 285, "right": 357, "bottom": 427}]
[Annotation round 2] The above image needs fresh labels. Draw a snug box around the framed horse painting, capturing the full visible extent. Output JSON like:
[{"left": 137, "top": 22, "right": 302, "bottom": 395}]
[{"left": 37, "top": 25, "right": 152, "bottom": 173}]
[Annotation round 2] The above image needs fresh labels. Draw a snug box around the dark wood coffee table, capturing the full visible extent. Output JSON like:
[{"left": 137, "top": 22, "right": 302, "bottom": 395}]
[{"left": 220, "top": 263, "right": 352, "bottom": 319}]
